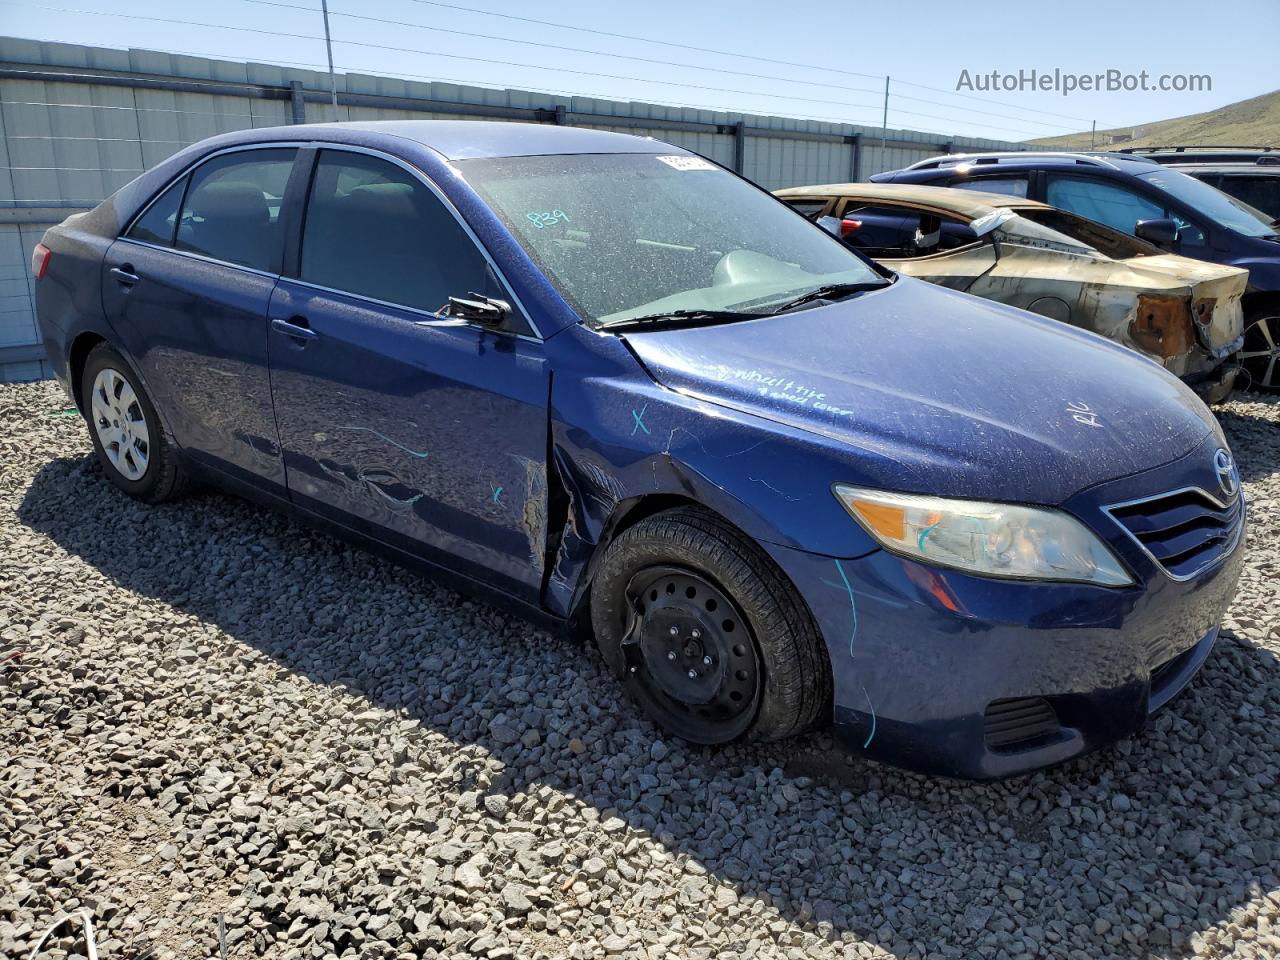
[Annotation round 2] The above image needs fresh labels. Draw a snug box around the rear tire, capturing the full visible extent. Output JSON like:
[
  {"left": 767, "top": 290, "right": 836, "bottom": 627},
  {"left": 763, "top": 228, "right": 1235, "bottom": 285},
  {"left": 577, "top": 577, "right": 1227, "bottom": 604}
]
[
  {"left": 1240, "top": 308, "right": 1280, "bottom": 392},
  {"left": 590, "top": 506, "right": 831, "bottom": 744},
  {"left": 81, "top": 343, "right": 187, "bottom": 503}
]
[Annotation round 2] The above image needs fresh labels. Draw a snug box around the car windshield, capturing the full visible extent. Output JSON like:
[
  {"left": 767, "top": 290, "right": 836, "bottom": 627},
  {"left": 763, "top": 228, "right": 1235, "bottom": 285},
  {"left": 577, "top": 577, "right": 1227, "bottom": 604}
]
[
  {"left": 1137, "top": 168, "right": 1279, "bottom": 237},
  {"left": 455, "top": 153, "right": 886, "bottom": 326}
]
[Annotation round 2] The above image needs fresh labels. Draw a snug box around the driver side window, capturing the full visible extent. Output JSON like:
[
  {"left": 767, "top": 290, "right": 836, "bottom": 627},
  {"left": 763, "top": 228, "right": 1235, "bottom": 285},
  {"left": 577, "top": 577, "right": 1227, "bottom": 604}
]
[{"left": 1045, "top": 176, "right": 1164, "bottom": 236}]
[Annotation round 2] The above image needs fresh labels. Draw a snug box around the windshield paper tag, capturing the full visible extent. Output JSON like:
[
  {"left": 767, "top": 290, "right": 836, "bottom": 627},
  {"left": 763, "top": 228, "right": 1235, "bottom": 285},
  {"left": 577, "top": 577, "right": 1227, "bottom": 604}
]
[{"left": 656, "top": 155, "right": 716, "bottom": 171}]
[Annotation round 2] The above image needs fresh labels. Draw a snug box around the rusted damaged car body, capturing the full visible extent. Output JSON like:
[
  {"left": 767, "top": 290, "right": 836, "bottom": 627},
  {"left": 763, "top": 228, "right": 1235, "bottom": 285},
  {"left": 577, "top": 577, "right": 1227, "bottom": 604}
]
[{"left": 775, "top": 183, "right": 1249, "bottom": 402}]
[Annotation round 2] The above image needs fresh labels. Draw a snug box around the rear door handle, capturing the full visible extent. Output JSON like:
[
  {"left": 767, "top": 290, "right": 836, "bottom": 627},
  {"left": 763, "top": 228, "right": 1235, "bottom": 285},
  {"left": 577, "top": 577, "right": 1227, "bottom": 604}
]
[
  {"left": 271, "top": 316, "right": 318, "bottom": 340},
  {"left": 110, "top": 265, "right": 139, "bottom": 285}
]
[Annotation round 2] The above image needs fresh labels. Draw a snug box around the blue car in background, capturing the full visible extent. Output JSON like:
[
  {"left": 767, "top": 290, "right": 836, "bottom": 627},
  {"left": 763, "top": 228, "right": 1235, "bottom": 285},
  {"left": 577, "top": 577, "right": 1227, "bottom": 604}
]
[
  {"left": 871, "top": 151, "right": 1280, "bottom": 391},
  {"left": 32, "top": 122, "right": 1244, "bottom": 778}
]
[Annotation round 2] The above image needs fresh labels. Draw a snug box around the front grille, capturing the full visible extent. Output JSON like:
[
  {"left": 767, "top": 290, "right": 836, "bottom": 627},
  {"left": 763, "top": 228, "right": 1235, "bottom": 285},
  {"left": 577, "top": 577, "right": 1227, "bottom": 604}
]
[
  {"left": 1106, "top": 487, "right": 1243, "bottom": 580},
  {"left": 984, "top": 697, "right": 1060, "bottom": 749}
]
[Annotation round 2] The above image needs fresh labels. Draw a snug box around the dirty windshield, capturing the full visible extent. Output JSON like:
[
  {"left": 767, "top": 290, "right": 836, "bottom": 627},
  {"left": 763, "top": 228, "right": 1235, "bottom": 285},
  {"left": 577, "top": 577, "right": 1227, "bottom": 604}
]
[{"left": 457, "top": 152, "right": 884, "bottom": 325}]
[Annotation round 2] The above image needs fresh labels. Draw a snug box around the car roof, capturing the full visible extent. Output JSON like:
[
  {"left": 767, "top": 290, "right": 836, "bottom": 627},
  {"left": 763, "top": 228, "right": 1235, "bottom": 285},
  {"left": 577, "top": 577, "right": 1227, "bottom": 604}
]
[
  {"left": 1150, "top": 160, "right": 1280, "bottom": 174},
  {"left": 900, "top": 151, "right": 1161, "bottom": 172},
  {"left": 774, "top": 182, "right": 1049, "bottom": 218},
  {"left": 211, "top": 119, "right": 678, "bottom": 161}
]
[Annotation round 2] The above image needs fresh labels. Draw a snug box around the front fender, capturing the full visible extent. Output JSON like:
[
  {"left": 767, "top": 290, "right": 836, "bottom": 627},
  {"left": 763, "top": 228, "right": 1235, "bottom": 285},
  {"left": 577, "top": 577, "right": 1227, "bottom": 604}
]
[{"left": 543, "top": 326, "right": 881, "bottom": 616}]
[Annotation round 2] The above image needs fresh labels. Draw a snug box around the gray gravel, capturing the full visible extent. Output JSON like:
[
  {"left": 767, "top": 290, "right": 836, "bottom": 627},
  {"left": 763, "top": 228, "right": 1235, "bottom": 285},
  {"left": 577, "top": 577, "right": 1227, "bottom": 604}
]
[{"left": 2, "top": 378, "right": 1279, "bottom": 960}]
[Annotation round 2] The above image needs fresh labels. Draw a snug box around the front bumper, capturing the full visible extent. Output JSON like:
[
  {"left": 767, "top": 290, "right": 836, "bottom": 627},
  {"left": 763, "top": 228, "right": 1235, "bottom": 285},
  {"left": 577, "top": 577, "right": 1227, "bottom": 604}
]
[{"left": 763, "top": 444, "right": 1245, "bottom": 779}]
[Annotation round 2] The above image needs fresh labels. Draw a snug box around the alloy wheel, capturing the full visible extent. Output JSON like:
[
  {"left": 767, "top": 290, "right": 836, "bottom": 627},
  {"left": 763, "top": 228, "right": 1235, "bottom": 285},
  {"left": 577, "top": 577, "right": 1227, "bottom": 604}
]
[
  {"left": 1240, "top": 315, "right": 1280, "bottom": 391},
  {"left": 618, "top": 565, "right": 761, "bottom": 743},
  {"left": 90, "top": 367, "right": 150, "bottom": 481}
]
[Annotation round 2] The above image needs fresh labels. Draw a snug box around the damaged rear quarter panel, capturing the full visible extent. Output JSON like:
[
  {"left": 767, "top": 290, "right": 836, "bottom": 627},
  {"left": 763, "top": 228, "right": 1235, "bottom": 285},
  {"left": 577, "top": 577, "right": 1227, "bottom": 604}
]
[{"left": 961, "top": 243, "right": 1247, "bottom": 377}]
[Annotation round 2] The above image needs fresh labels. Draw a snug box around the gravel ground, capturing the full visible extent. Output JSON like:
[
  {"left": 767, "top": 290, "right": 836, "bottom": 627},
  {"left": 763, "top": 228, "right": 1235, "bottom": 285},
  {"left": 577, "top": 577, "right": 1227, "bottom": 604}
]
[{"left": 2, "top": 377, "right": 1279, "bottom": 960}]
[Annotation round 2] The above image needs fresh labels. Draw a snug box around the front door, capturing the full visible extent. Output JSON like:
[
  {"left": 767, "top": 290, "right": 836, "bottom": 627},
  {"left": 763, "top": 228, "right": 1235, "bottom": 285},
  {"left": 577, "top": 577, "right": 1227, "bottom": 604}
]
[
  {"left": 267, "top": 149, "right": 550, "bottom": 602},
  {"left": 102, "top": 147, "right": 298, "bottom": 493}
]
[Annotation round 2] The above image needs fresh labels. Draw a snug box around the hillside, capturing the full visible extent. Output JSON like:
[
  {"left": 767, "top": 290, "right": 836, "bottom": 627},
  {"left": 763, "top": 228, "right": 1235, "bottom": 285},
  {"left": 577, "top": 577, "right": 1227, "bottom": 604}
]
[{"left": 1028, "top": 88, "right": 1280, "bottom": 150}]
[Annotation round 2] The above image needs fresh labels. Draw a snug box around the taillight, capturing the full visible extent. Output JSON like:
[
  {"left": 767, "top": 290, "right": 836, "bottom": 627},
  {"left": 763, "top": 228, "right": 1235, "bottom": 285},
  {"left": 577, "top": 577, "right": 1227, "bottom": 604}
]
[
  {"left": 839, "top": 219, "right": 862, "bottom": 237},
  {"left": 31, "top": 243, "right": 52, "bottom": 280}
]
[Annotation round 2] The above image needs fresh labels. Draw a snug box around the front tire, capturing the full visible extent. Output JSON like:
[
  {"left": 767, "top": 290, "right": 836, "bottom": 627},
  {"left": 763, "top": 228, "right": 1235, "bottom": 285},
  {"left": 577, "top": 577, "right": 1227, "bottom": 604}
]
[
  {"left": 81, "top": 343, "right": 186, "bottom": 503},
  {"left": 590, "top": 506, "right": 831, "bottom": 744}
]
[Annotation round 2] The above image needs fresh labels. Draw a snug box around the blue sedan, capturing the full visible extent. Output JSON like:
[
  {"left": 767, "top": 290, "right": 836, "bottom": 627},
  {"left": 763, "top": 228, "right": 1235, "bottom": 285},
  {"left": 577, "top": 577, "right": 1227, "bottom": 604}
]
[{"left": 32, "top": 121, "right": 1245, "bottom": 778}]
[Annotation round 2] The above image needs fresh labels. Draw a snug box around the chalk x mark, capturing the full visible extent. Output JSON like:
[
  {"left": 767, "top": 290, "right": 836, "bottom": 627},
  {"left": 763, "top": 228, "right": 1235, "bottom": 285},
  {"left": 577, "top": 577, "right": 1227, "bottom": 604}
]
[{"left": 631, "top": 403, "right": 650, "bottom": 435}]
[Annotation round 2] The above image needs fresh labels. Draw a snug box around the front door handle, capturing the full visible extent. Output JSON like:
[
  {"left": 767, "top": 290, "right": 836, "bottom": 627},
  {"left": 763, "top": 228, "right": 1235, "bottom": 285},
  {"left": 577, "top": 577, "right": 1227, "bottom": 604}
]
[
  {"left": 110, "top": 265, "right": 140, "bottom": 285},
  {"left": 271, "top": 316, "right": 317, "bottom": 341}
]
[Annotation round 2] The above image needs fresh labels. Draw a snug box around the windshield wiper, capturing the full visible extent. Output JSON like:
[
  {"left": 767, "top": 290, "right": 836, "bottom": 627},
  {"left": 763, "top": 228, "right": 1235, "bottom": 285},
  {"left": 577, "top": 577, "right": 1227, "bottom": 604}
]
[
  {"left": 767, "top": 280, "right": 891, "bottom": 315},
  {"left": 599, "top": 309, "right": 757, "bottom": 331}
]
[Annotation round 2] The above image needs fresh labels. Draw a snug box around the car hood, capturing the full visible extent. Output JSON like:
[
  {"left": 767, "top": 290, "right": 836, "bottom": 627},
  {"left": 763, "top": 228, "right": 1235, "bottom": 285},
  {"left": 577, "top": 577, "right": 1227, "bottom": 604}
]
[{"left": 622, "top": 277, "right": 1217, "bottom": 505}]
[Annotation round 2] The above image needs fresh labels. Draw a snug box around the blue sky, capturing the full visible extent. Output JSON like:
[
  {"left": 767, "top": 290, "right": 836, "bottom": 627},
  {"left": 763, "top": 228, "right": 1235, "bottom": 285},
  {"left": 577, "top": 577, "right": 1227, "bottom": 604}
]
[{"left": 2, "top": 0, "right": 1277, "bottom": 141}]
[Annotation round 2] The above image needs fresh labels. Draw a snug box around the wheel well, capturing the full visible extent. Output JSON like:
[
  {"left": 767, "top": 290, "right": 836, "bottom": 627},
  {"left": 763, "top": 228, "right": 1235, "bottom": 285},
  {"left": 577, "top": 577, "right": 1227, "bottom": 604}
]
[
  {"left": 1243, "top": 291, "right": 1280, "bottom": 320},
  {"left": 67, "top": 332, "right": 106, "bottom": 411}
]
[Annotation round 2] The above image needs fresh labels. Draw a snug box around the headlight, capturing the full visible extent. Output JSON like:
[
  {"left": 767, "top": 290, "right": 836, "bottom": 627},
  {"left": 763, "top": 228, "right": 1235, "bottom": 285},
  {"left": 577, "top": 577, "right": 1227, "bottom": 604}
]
[{"left": 833, "top": 485, "right": 1132, "bottom": 586}]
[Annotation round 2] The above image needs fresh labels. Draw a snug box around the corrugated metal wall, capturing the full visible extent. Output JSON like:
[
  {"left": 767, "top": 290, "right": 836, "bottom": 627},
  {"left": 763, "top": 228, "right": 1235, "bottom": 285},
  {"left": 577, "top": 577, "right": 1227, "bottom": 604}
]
[{"left": 0, "top": 36, "right": 1034, "bottom": 382}]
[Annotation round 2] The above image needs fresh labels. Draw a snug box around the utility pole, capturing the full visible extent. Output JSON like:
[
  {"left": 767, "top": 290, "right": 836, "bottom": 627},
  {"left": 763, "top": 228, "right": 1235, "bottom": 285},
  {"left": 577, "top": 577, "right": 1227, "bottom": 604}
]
[
  {"left": 880, "top": 75, "right": 890, "bottom": 152},
  {"left": 1090, "top": 119, "right": 1097, "bottom": 150},
  {"left": 321, "top": 0, "right": 339, "bottom": 114}
]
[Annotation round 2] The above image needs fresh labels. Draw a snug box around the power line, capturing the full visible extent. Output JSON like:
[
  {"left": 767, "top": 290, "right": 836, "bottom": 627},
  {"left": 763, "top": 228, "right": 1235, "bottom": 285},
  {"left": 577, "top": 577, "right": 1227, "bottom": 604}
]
[
  {"left": 9, "top": 5, "right": 886, "bottom": 118},
  {"left": 5, "top": 2, "right": 1078, "bottom": 137},
  {"left": 322, "top": 6, "right": 885, "bottom": 99},
  {"left": 315, "top": 4, "right": 1075, "bottom": 132},
  {"left": 393, "top": 0, "right": 1090, "bottom": 124},
  {"left": 324, "top": 58, "right": 1008, "bottom": 140},
  {"left": 890, "top": 77, "right": 1090, "bottom": 124}
]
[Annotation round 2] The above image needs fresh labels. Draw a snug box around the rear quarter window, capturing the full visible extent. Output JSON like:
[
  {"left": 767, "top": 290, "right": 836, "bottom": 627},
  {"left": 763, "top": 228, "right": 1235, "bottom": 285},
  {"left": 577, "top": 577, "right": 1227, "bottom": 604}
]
[{"left": 126, "top": 177, "right": 186, "bottom": 247}]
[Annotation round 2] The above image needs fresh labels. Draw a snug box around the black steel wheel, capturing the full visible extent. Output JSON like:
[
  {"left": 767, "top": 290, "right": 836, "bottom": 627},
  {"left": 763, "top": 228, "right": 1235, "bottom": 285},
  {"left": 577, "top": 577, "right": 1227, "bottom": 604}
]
[
  {"left": 618, "top": 565, "right": 761, "bottom": 743},
  {"left": 590, "top": 506, "right": 831, "bottom": 745}
]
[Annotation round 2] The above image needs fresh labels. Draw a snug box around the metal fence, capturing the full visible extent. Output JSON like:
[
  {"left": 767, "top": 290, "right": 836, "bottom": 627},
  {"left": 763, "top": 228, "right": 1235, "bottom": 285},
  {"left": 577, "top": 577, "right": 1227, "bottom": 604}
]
[{"left": 0, "top": 35, "right": 1035, "bottom": 382}]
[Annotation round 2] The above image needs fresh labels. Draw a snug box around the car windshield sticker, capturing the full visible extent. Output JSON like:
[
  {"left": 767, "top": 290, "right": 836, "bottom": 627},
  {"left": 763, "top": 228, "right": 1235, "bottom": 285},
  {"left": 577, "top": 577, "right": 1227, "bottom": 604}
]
[
  {"left": 656, "top": 155, "right": 716, "bottom": 172},
  {"left": 526, "top": 209, "right": 571, "bottom": 229}
]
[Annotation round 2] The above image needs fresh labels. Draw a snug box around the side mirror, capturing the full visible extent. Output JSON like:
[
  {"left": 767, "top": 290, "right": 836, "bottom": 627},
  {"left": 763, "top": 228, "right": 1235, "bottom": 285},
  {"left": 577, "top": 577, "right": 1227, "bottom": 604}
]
[
  {"left": 815, "top": 215, "right": 842, "bottom": 237},
  {"left": 447, "top": 293, "right": 509, "bottom": 326},
  {"left": 1134, "top": 218, "right": 1178, "bottom": 247}
]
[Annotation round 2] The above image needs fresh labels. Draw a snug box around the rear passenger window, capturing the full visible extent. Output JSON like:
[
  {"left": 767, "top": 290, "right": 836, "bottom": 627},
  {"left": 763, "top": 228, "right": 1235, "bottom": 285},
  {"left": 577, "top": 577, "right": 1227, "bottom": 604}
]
[
  {"left": 175, "top": 149, "right": 296, "bottom": 271},
  {"left": 300, "top": 151, "right": 492, "bottom": 314},
  {"left": 127, "top": 177, "right": 186, "bottom": 246}
]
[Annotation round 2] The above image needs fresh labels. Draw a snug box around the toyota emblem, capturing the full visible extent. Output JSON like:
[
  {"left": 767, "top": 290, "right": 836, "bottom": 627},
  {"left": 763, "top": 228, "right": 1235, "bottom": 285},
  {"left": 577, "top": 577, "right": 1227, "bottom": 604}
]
[{"left": 1214, "top": 448, "right": 1239, "bottom": 499}]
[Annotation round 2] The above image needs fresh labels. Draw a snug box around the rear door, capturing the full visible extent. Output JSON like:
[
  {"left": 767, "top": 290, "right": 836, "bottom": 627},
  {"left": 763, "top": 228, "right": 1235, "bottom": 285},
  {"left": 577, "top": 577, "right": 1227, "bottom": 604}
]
[
  {"left": 267, "top": 148, "right": 550, "bottom": 602},
  {"left": 102, "top": 147, "right": 299, "bottom": 494}
]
